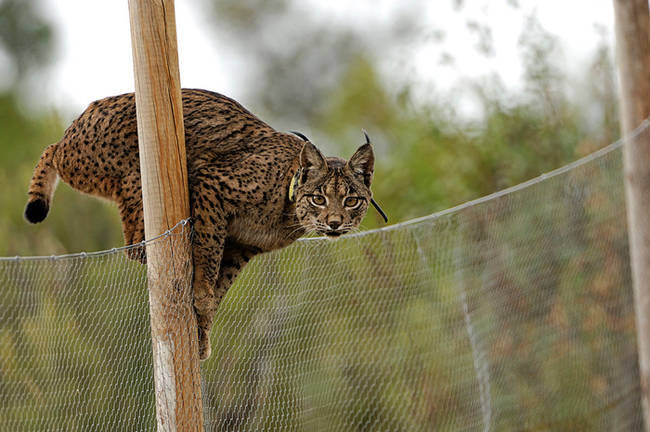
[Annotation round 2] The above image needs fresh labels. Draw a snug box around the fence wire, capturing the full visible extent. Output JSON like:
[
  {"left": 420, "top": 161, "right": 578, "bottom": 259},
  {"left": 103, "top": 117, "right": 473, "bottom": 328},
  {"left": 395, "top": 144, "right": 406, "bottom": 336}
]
[{"left": 1, "top": 124, "right": 648, "bottom": 431}]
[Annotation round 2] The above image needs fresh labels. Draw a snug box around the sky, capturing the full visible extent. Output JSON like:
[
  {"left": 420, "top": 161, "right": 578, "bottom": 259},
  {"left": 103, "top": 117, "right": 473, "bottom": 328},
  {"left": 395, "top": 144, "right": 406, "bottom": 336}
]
[{"left": 38, "top": 0, "right": 615, "bottom": 120}]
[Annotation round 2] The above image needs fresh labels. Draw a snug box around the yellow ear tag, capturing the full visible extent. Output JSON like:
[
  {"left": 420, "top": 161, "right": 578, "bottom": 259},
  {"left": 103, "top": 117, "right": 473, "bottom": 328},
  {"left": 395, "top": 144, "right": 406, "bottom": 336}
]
[{"left": 289, "top": 170, "right": 301, "bottom": 202}]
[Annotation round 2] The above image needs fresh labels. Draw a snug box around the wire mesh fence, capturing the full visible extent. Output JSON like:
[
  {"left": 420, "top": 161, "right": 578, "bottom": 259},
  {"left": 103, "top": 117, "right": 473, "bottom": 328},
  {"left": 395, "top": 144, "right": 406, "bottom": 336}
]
[{"left": 0, "top": 127, "right": 646, "bottom": 430}]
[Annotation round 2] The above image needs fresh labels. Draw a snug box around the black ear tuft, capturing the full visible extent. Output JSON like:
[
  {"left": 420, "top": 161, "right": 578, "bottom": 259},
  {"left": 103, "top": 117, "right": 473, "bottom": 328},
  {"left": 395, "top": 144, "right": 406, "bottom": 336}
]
[
  {"left": 24, "top": 199, "right": 49, "bottom": 224},
  {"left": 362, "top": 129, "right": 371, "bottom": 145},
  {"left": 371, "top": 198, "right": 388, "bottom": 223},
  {"left": 290, "top": 131, "right": 310, "bottom": 142}
]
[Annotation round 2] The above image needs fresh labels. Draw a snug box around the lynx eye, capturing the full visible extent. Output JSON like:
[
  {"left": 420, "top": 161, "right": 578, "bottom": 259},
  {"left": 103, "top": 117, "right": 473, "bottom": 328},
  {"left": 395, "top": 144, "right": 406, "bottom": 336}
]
[
  {"left": 310, "top": 195, "right": 327, "bottom": 206},
  {"left": 343, "top": 197, "right": 361, "bottom": 208}
]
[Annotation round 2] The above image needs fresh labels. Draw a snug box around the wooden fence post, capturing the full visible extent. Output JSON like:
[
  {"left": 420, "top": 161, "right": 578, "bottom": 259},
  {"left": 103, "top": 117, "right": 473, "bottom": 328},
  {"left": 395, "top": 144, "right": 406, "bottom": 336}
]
[
  {"left": 613, "top": 0, "right": 650, "bottom": 430},
  {"left": 128, "top": 0, "right": 205, "bottom": 430}
]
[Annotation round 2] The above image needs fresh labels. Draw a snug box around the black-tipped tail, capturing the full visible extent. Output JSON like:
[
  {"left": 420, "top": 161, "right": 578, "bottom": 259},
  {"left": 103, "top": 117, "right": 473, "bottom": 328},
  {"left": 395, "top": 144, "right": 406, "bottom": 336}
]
[{"left": 24, "top": 199, "right": 49, "bottom": 224}]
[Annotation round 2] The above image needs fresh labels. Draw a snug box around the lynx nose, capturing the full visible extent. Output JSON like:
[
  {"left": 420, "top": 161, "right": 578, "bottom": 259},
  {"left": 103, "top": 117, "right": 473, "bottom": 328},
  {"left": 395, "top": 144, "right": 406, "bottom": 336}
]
[{"left": 328, "top": 218, "right": 342, "bottom": 230}]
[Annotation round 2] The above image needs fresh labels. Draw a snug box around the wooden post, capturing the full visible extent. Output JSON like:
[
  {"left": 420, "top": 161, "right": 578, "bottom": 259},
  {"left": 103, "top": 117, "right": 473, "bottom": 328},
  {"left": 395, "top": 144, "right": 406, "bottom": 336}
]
[
  {"left": 128, "top": 0, "right": 205, "bottom": 430},
  {"left": 613, "top": 0, "right": 650, "bottom": 430}
]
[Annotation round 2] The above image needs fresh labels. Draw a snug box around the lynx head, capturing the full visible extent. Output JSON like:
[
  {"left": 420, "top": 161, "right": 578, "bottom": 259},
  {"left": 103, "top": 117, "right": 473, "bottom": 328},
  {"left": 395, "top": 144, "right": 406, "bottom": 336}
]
[{"left": 291, "top": 132, "right": 384, "bottom": 238}]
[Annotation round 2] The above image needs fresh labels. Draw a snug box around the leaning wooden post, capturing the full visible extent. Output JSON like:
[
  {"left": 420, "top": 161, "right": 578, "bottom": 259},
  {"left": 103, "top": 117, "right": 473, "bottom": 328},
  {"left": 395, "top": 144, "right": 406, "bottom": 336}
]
[
  {"left": 128, "top": 0, "right": 205, "bottom": 430},
  {"left": 613, "top": 0, "right": 650, "bottom": 430}
]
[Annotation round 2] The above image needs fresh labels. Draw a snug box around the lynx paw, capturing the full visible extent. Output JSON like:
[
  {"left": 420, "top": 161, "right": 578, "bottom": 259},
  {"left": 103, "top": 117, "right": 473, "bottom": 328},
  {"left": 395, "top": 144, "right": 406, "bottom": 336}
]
[{"left": 125, "top": 247, "right": 147, "bottom": 264}]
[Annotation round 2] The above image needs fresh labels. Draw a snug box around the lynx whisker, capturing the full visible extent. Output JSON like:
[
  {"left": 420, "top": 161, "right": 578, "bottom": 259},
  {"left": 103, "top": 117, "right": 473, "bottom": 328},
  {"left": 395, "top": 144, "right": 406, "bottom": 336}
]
[{"left": 287, "top": 225, "right": 308, "bottom": 238}]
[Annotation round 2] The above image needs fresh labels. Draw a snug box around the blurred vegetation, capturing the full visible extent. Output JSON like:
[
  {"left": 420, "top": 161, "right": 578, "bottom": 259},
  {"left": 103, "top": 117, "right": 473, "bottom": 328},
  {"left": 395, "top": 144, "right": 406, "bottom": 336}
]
[
  {"left": 0, "top": 0, "right": 620, "bottom": 256},
  {"left": 0, "top": 0, "right": 54, "bottom": 84},
  {"left": 1, "top": 0, "right": 641, "bottom": 430},
  {"left": 0, "top": 0, "right": 122, "bottom": 257}
]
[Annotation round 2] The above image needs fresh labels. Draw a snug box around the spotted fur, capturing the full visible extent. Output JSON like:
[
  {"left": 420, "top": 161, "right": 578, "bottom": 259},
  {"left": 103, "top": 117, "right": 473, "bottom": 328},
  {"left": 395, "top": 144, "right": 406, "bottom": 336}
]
[{"left": 25, "top": 89, "right": 375, "bottom": 359}]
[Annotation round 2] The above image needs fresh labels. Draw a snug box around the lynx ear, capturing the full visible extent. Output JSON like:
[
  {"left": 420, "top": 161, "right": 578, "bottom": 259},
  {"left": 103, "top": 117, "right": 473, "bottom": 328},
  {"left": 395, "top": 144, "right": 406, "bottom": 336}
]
[
  {"left": 347, "top": 138, "right": 375, "bottom": 188},
  {"left": 300, "top": 141, "right": 327, "bottom": 172}
]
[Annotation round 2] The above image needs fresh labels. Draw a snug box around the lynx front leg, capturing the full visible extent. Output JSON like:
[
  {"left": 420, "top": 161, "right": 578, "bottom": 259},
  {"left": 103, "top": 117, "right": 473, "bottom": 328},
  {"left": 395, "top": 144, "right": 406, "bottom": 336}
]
[
  {"left": 215, "top": 242, "right": 260, "bottom": 304},
  {"left": 196, "top": 241, "right": 260, "bottom": 361},
  {"left": 192, "top": 218, "right": 227, "bottom": 360}
]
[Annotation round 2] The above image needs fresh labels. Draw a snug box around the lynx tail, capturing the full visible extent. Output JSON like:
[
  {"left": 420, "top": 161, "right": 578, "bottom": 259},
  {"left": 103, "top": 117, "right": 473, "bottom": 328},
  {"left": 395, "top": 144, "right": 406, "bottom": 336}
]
[{"left": 24, "top": 143, "right": 60, "bottom": 223}]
